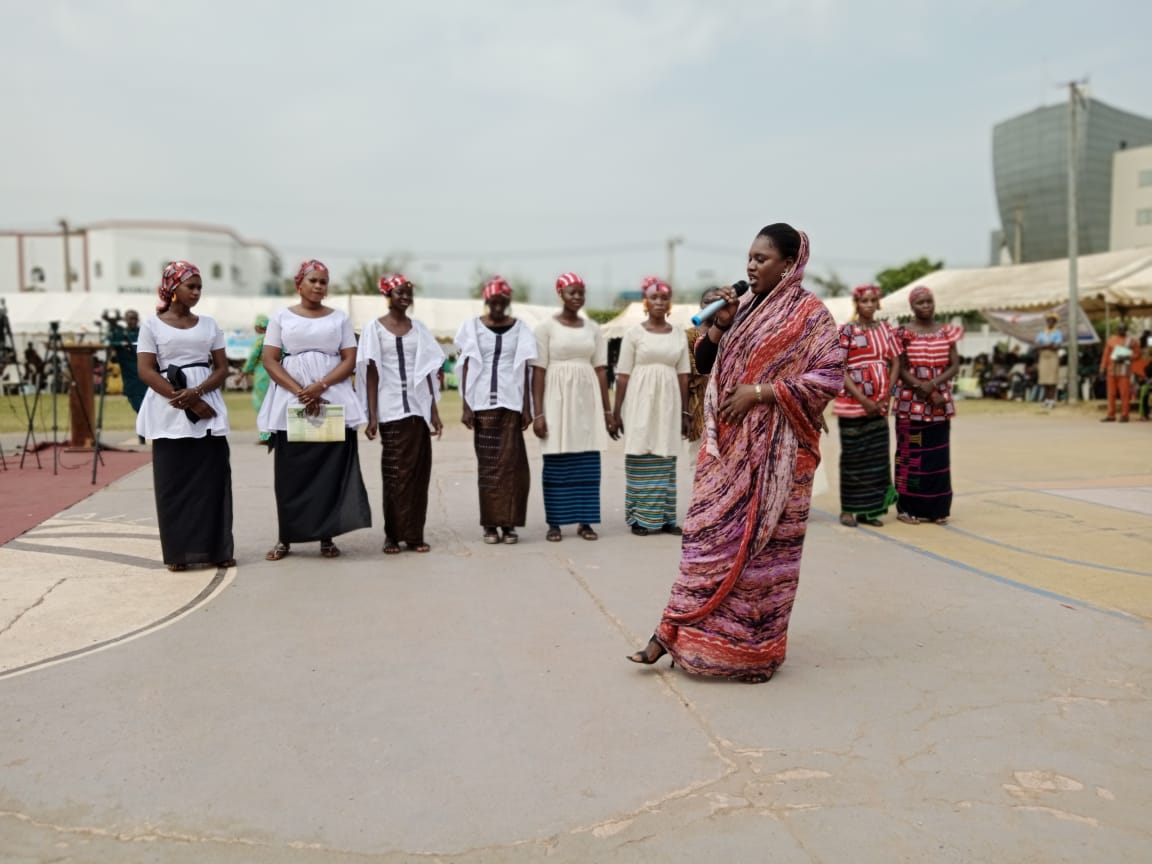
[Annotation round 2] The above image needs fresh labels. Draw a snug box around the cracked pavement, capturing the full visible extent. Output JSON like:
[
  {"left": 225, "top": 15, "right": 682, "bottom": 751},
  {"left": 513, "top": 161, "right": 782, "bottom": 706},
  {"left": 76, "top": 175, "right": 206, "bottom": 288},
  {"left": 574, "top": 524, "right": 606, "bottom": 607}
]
[{"left": 0, "top": 412, "right": 1149, "bottom": 862}]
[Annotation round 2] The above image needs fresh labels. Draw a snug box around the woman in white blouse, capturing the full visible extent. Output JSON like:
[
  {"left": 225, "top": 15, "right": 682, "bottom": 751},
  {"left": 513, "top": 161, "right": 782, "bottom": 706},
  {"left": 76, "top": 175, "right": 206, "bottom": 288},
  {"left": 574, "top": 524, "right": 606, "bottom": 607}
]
[
  {"left": 358, "top": 274, "right": 444, "bottom": 554},
  {"left": 611, "top": 278, "right": 690, "bottom": 536},
  {"left": 530, "top": 272, "right": 618, "bottom": 542},
  {"left": 259, "top": 259, "right": 371, "bottom": 561},
  {"left": 455, "top": 276, "right": 537, "bottom": 544},
  {"left": 135, "top": 261, "right": 234, "bottom": 572}
]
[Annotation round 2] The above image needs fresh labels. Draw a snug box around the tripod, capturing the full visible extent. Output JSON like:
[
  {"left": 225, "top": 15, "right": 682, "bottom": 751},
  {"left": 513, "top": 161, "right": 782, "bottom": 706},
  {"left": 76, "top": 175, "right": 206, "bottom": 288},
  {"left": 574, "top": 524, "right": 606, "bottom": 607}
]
[{"left": 0, "top": 298, "right": 36, "bottom": 471}]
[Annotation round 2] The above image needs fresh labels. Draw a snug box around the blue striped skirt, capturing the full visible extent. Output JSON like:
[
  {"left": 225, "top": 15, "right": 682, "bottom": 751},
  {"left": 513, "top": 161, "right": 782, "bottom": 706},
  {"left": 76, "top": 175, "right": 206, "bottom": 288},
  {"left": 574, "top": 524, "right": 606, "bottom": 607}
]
[
  {"left": 542, "top": 451, "right": 601, "bottom": 526},
  {"left": 624, "top": 454, "right": 677, "bottom": 530}
]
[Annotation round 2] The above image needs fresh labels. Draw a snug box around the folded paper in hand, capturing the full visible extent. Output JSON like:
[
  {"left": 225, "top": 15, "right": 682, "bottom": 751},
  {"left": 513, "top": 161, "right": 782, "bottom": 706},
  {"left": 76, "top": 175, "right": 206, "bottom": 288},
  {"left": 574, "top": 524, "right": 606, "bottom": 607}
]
[{"left": 286, "top": 402, "right": 345, "bottom": 442}]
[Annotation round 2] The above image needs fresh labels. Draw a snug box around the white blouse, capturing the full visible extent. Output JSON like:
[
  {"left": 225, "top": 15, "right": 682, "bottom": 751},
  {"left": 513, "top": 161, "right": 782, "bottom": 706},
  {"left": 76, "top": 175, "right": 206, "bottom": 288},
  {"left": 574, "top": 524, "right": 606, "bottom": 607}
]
[
  {"left": 257, "top": 308, "right": 365, "bottom": 433},
  {"left": 135, "top": 315, "right": 229, "bottom": 440},
  {"left": 357, "top": 318, "right": 445, "bottom": 429},
  {"left": 454, "top": 318, "right": 537, "bottom": 413}
]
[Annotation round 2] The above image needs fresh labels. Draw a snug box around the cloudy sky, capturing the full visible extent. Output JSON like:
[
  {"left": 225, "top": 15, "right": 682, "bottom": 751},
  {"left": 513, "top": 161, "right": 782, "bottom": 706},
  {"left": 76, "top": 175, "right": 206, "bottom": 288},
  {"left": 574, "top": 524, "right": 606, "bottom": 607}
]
[{"left": 3, "top": 0, "right": 1150, "bottom": 304}]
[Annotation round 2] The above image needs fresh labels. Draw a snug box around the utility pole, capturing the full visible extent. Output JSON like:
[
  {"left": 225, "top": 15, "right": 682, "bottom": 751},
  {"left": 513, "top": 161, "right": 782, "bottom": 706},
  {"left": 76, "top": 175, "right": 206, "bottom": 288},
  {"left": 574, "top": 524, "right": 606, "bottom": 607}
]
[
  {"left": 59, "top": 219, "right": 72, "bottom": 293},
  {"left": 665, "top": 236, "right": 684, "bottom": 291},
  {"left": 1013, "top": 207, "right": 1023, "bottom": 263},
  {"left": 1065, "top": 80, "right": 1086, "bottom": 404}
]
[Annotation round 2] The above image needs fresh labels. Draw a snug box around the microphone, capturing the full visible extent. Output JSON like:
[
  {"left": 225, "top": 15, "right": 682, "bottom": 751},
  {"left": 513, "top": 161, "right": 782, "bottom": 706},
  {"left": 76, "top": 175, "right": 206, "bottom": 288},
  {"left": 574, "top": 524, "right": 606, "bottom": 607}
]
[{"left": 691, "top": 280, "right": 749, "bottom": 327}]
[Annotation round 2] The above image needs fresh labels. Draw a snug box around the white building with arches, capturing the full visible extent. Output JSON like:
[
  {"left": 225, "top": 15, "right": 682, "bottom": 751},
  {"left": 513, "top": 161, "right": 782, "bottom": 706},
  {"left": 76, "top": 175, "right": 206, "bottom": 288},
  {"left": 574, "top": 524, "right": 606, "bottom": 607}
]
[{"left": 0, "top": 220, "right": 281, "bottom": 297}]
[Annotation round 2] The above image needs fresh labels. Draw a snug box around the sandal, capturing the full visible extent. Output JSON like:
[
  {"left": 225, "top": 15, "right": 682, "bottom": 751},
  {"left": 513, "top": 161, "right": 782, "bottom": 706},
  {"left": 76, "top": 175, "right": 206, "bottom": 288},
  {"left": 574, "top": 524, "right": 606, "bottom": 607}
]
[
  {"left": 933, "top": 517, "right": 950, "bottom": 526},
  {"left": 661, "top": 524, "right": 683, "bottom": 536},
  {"left": 578, "top": 524, "right": 598, "bottom": 541},
  {"left": 265, "top": 542, "right": 291, "bottom": 561},
  {"left": 320, "top": 540, "right": 340, "bottom": 558},
  {"left": 215, "top": 559, "right": 237, "bottom": 568},
  {"left": 546, "top": 526, "right": 562, "bottom": 542},
  {"left": 630, "top": 524, "right": 649, "bottom": 537},
  {"left": 856, "top": 516, "right": 884, "bottom": 527},
  {"left": 896, "top": 513, "right": 919, "bottom": 525},
  {"left": 627, "top": 635, "right": 669, "bottom": 666},
  {"left": 483, "top": 527, "right": 500, "bottom": 545},
  {"left": 382, "top": 541, "right": 401, "bottom": 555},
  {"left": 166, "top": 563, "right": 188, "bottom": 572},
  {"left": 736, "top": 671, "right": 773, "bottom": 684},
  {"left": 839, "top": 513, "right": 858, "bottom": 527},
  {"left": 409, "top": 542, "right": 431, "bottom": 553},
  {"left": 501, "top": 528, "right": 519, "bottom": 545}
]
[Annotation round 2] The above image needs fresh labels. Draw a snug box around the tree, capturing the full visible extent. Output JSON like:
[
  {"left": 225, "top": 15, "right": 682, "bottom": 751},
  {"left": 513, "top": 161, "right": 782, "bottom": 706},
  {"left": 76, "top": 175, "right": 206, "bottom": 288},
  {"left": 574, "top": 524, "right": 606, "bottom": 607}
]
[
  {"left": 340, "top": 256, "right": 417, "bottom": 295},
  {"left": 808, "top": 270, "right": 850, "bottom": 298},
  {"left": 875, "top": 257, "right": 944, "bottom": 296},
  {"left": 467, "top": 267, "right": 532, "bottom": 303}
]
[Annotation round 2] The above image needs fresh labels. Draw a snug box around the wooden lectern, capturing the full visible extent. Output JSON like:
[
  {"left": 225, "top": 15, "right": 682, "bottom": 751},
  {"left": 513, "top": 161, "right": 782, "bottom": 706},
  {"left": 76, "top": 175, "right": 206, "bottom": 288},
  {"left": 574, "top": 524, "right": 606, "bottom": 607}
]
[{"left": 62, "top": 343, "right": 104, "bottom": 449}]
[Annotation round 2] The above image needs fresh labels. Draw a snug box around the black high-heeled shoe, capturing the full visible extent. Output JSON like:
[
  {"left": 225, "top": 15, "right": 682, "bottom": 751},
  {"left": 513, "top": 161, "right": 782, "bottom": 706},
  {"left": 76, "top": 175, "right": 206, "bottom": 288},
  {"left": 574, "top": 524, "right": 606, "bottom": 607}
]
[{"left": 627, "top": 635, "right": 669, "bottom": 666}]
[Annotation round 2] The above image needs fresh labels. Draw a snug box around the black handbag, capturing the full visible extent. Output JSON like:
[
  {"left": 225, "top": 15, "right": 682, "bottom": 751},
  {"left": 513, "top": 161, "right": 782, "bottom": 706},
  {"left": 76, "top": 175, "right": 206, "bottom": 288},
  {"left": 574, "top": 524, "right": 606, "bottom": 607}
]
[{"left": 165, "top": 363, "right": 207, "bottom": 423}]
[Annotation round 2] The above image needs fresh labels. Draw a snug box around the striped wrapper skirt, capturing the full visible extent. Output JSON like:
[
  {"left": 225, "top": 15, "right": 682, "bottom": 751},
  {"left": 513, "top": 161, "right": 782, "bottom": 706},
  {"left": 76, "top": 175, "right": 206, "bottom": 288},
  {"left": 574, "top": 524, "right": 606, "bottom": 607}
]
[
  {"left": 541, "top": 451, "right": 601, "bottom": 526},
  {"left": 895, "top": 417, "right": 952, "bottom": 521},
  {"left": 838, "top": 415, "right": 896, "bottom": 519},
  {"left": 624, "top": 454, "right": 677, "bottom": 530}
]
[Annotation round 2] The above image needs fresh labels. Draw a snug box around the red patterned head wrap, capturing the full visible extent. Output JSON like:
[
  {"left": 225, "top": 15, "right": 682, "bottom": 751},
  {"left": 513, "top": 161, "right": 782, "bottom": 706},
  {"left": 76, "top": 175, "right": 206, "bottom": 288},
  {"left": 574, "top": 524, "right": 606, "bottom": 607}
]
[
  {"left": 852, "top": 284, "right": 880, "bottom": 302},
  {"left": 909, "top": 285, "right": 933, "bottom": 306},
  {"left": 379, "top": 274, "right": 412, "bottom": 296},
  {"left": 156, "top": 260, "right": 200, "bottom": 311},
  {"left": 640, "top": 275, "right": 660, "bottom": 292},
  {"left": 295, "top": 259, "right": 328, "bottom": 287},
  {"left": 483, "top": 276, "right": 513, "bottom": 302},
  {"left": 555, "top": 272, "right": 584, "bottom": 294},
  {"left": 642, "top": 279, "right": 671, "bottom": 299}
]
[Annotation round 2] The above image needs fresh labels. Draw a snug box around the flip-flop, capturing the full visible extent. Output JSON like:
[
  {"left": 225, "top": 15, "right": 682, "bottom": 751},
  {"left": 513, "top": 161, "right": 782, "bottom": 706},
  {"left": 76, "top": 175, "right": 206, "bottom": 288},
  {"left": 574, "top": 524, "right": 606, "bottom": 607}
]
[
  {"left": 578, "top": 525, "right": 599, "bottom": 541},
  {"left": 382, "top": 542, "right": 401, "bottom": 555},
  {"left": 265, "top": 543, "right": 291, "bottom": 561},
  {"left": 320, "top": 541, "right": 340, "bottom": 558},
  {"left": 166, "top": 563, "right": 188, "bottom": 572},
  {"left": 409, "top": 542, "right": 431, "bottom": 553},
  {"left": 546, "top": 527, "right": 562, "bottom": 542},
  {"left": 896, "top": 513, "right": 919, "bottom": 525}
]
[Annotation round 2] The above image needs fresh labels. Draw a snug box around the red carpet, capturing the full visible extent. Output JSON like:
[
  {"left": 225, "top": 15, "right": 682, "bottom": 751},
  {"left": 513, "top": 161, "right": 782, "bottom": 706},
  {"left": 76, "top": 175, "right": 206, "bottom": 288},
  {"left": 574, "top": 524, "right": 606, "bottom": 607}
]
[{"left": 0, "top": 448, "right": 152, "bottom": 545}]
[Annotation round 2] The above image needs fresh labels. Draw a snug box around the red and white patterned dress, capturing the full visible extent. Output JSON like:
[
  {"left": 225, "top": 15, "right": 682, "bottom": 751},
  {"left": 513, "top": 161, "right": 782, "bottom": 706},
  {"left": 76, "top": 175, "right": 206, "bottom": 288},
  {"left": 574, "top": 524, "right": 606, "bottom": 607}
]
[
  {"left": 832, "top": 322, "right": 900, "bottom": 417},
  {"left": 894, "top": 325, "right": 963, "bottom": 422}
]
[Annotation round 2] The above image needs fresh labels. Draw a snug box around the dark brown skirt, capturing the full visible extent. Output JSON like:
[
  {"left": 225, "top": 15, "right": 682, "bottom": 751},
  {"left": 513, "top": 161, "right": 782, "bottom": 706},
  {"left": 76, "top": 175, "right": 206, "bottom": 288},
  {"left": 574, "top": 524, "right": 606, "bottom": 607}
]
[
  {"left": 271, "top": 429, "right": 372, "bottom": 543},
  {"left": 152, "top": 434, "right": 234, "bottom": 566},
  {"left": 473, "top": 408, "right": 530, "bottom": 527},
  {"left": 379, "top": 415, "right": 432, "bottom": 545}
]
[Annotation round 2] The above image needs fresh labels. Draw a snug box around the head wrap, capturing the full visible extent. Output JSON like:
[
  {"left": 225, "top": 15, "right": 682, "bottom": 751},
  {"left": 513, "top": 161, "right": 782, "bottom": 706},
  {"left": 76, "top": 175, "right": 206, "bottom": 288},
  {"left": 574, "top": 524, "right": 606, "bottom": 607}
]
[
  {"left": 379, "top": 274, "right": 412, "bottom": 296},
  {"left": 254, "top": 314, "right": 269, "bottom": 330},
  {"left": 555, "top": 272, "right": 584, "bottom": 294},
  {"left": 294, "top": 259, "right": 328, "bottom": 287},
  {"left": 852, "top": 284, "right": 880, "bottom": 302},
  {"left": 483, "top": 276, "right": 513, "bottom": 302},
  {"left": 156, "top": 261, "right": 200, "bottom": 311},
  {"left": 908, "top": 285, "right": 933, "bottom": 307},
  {"left": 642, "top": 279, "right": 671, "bottom": 299}
]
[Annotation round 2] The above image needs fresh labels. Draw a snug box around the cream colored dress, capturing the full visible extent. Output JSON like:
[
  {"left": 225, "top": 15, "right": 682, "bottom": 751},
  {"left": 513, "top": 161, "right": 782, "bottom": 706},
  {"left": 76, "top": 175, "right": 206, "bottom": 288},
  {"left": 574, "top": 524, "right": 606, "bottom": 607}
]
[
  {"left": 617, "top": 324, "right": 690, "bottom": 457},
  {"left": 531, "top": 317, "right": 609, "bottom": 455}
]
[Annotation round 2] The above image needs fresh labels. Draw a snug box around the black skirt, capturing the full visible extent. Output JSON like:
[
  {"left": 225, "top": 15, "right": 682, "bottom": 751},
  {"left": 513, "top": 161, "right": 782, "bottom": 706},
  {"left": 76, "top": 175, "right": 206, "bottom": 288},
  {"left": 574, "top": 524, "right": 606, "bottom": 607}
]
[
  {"left": 152, "top": 435, "right": 234, "bottom": 566},
  {"left": 271, "top": 429, "right": 372, "bottom": 543}
]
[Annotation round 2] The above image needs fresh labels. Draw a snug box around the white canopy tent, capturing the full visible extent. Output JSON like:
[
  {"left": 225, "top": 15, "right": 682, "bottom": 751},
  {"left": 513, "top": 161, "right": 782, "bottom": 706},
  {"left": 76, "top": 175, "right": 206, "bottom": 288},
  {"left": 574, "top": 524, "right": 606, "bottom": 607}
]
[{"left": 879, "top": 247, "right": 1152, "bottom": 319}]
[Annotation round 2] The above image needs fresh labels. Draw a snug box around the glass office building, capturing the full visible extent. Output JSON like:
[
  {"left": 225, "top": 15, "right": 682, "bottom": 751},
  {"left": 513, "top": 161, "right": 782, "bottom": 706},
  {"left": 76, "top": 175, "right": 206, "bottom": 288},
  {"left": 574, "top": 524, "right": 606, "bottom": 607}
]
[{"left": 993, "top": 98, "right": 1152, "bottom": 263}]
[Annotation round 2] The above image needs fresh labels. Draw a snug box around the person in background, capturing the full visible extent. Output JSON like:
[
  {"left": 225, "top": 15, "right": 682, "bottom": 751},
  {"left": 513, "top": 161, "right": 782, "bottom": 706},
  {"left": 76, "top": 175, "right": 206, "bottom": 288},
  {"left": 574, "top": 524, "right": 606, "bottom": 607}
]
[
  {"left": 833, "top": 284, "right": 900, "bottom": 528},
  {"left": 1100, "top": 322, "right": 1139, "bottom": 423},
  {"left": 893, "top": 286, "right": 962, "bottom": 525},
  {"left": 259, "top": 260, "right": 372, "bottom": 561},
  {"left": 531, "top": 272, "right": 618, "bottom": 542},
  {"left": 359, "top": 274, "right": 445, "bottom": 554},
  {"left": 611, "top": 277, "right": 690, "bottom": 536},
  {"left": 135, "top": 262, "right": 234, "bottom": 572},
  {"left": 455, "top": 276, "right": 537, "bottom": 545},
  {"left": 243, "top": 313, "right": 271, "bottom": 443},
  {"left": 108, "top": 310, "right": 146, "bottom": 441},
  {"left": 627, "top": 223, "right": 844, "bottom": 683},
  {"left": 1035, "top": 311, "right": 1063, "bottom": 409}
]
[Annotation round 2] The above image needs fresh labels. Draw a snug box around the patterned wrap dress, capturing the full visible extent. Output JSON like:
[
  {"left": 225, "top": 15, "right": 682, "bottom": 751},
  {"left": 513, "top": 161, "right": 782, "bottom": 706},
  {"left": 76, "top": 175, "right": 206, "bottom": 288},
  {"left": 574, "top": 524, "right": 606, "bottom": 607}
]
[{"left": 653, "top": 234, "right": 846, "bottom": 679}]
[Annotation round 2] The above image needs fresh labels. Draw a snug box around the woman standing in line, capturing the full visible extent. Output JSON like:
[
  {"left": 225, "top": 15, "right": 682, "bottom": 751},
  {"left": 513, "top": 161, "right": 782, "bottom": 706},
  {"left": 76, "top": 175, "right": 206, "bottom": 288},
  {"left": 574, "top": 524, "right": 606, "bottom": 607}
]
[
  {"left": 627, "top": 224, "right": 844, "bottom": 682},
  {"left": 259, "top": 260, "right": 371, "bottom": 560},
  {"left": 833, "top": 284, "right": 901, "bottom": 528},
  {"left": 135, "top": 261, "right": 235, "bottom": 572},
  {"left": 611, "top": 278, "right": 690, "bottom": 536},
  {"left": 243, "top": 313, "right": 272, "bottom": 443},
  {"left": 893, "top": 285, "right": 962, "bottom": 525},
  {"left": 359, "top": 274, "right": 444, "bottom": 554},
  {"left": 455, "top": 276, "right": 537, "bottom": 545},
  {"left": 531, "top": 272, "right": 617, "bottom": 542}
]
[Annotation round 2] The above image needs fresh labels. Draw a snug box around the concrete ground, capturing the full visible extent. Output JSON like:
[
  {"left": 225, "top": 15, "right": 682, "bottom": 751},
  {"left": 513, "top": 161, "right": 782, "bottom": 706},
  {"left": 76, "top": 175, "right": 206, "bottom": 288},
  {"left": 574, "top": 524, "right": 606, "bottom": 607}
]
[{"left": 0, "top": 406, "right": 1149, "bottom": 863}]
